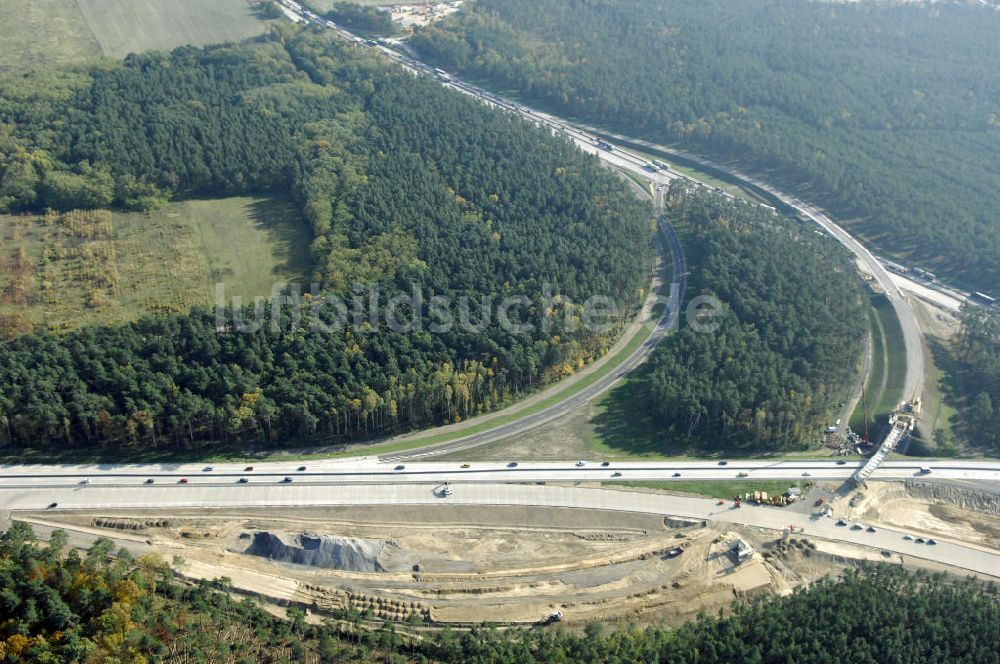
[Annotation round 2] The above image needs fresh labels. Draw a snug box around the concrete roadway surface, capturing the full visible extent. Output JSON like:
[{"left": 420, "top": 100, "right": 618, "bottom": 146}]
[
  {"left": 2, "top": 459, "right": 998, "bottom": 489},
  {"left": 886, "top": 270, "right": 965, "bottom": 313},
  {"left": 3, "top": 481, "right": 998, "bottom": 579}
]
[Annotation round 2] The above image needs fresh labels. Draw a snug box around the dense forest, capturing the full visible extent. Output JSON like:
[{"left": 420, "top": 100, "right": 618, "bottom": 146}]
[
  {"left": 2, "top": 523, "right": 998, "bottom": 662},
  {"left": 0, "top": 29, "right": 652, "bottom": 452},
  {"left": 412, "top": 0, "right": 1000, "bottom": 293},
  {"left": 645, "top": 184, "right": 866, "bottom": 451},
  {"left": 954, "top": 306, "right": 1000, "bottom": 454},
  {"left": 320, "top": 2, "right": 398, "bottom": 35}
]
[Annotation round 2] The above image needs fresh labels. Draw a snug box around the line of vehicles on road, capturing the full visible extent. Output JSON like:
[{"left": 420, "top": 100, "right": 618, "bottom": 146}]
[
  {"left": 41, "top": 457, "right": 955, "bottom": 495},
  {"left": 883, "top": 258, "right": 997, "bottom": 310},
  {"left": 62, "top": 458, "right": 685, "bottom": 490},
  {"left": 275, "top": 0, "right": 764, "bottom": 219},
  {"left": 832, "top": 517, "right": 937, "bottom": 545}
]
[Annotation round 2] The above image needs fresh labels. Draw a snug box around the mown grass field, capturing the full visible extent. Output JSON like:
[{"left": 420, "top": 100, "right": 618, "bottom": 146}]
[
  {"left": 851, "top": 307, "right": 885, "bottom": 433},
  {"left": 610, "top": 479, "right": 809, "bottom": 500},
  {"left": 0, "top": 0, "right": 102, "bottom": 70},
  {"left": 850, "top": 294, "right": 908, "bottom": 437},
  {"left": 0, "top": 196, "right": 310, "bottom": 336},
  {"left": 874, "top": 294, "right": 908, "bottom": 416},
  {"left": 76, "top": 0, "right": 269, "bottom": 58},
  {"left": 0, "top": 0, "right": 272, "bottom": 70}
]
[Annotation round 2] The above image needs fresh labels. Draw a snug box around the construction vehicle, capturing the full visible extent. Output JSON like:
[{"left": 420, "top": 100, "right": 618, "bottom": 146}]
[
  {"left": 664, "top": 545, "right": 684, "bottom": 558},
  {"left": 540, "top": 611, "right": 563, "bottom": 625}
]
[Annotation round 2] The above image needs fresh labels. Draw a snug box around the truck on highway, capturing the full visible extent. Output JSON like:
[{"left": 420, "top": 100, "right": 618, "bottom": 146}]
[
  {"left": 884, "top": 261, "right": 908, "bottom": 274},
  {"left": 652, "top": 159, "right": 668, "bottom": 171}
]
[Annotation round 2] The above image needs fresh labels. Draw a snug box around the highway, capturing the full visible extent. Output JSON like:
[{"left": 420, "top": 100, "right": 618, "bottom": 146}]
[
  {"left": 3, "top": 459, "right": 999, "bottom": 489},
  {"left": 886, "top": 270, "right": 965, "bottom": 313},
  {"left": 4, "top": 1, "right": 985, "bottom": 585},
  {"left": 3, "top": 480, "right": 998, "bottom": 579}
]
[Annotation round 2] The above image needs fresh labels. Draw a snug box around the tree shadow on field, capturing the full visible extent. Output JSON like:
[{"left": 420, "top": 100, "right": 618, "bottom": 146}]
[
  {"left": 247, "top": 197, "right": 313, "bottom": 284},
  {"left": 591, "top": 363, "right": 696, "bottom": 458},
  {"left": 923, "top": 335, "right": 969, "bottom": 453}
]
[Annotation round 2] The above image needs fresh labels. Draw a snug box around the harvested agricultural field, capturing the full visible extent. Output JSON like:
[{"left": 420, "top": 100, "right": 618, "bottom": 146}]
[
  {"left": 0, "top": 0, "right": 101, "bottom": 70},
  {"left": 76, "top": 0, "right": 269, "bottom": 58},
  {"left": 0, "top": 196, "right": 310, "bottom": 336}
]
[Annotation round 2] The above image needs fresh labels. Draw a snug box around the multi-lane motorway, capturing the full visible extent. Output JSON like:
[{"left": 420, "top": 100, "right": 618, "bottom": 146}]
[
  {"left": 3, "top": 478, "right": 999, "bottom": 578},
  {"left": 3, "top": 0, "right": 990, "bottom": 582},
  {"left": 3, "top": 458, "right": 999, "bottom": 490}
]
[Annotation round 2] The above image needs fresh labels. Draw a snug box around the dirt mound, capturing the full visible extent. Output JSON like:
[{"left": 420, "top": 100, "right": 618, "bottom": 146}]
[
  {"left": 905, "top": 480, "right": 1000, "bottom": 516},
  {"left": 246, "top": 532, "right": 388, "bottom": 572}
]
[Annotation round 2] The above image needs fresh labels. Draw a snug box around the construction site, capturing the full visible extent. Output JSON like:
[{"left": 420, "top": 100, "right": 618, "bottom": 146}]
[{"left": 13, "top": 477, "right": 999, "bottom": 629}]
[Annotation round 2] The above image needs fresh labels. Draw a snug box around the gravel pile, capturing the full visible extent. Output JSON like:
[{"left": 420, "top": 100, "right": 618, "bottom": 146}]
[{"left": 246, "top": 532, "right": 387, "bottom": 572}]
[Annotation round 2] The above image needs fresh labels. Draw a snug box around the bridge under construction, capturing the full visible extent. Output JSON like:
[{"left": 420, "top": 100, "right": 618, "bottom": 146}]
[{"left": 852, "top": 403, "right": 918, "bottom": 486}]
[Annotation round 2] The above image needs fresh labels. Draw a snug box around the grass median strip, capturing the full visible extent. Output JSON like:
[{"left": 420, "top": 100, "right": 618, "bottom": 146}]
[{"left": 607, "top": 479, "right": 809, "bottom": 500}]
